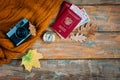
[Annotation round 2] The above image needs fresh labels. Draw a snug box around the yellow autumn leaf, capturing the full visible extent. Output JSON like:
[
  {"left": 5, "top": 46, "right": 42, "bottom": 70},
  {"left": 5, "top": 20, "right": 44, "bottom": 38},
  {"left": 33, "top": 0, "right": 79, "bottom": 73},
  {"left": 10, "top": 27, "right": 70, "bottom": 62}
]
[
  {"left": 32, "top": 60, "right": 41, "bottom": 68},
  {"left": 21, "top": 49, "right": 43, "bottom": 72}
]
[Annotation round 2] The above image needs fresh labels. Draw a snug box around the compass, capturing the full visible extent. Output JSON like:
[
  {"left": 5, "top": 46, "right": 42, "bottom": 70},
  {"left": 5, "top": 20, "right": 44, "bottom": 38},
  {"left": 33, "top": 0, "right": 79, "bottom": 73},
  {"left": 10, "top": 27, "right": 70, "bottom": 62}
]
[{"left": 43, "top": 31, "right": 55, "bottom": 43}]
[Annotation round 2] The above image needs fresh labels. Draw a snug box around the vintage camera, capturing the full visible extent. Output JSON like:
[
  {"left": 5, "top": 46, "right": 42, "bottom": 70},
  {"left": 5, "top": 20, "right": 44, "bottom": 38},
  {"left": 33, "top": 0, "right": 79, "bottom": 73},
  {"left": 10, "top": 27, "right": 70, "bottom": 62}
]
[{"left": 6, "top": 18, "right": 31, "bottom": 46}]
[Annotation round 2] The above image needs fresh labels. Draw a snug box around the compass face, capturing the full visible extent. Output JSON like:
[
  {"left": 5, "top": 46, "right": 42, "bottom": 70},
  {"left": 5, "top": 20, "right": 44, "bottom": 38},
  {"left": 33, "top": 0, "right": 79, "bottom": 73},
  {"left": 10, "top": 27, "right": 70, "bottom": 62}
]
[{"left": 43, "top": 31, "right": 55, "bottom": 43}]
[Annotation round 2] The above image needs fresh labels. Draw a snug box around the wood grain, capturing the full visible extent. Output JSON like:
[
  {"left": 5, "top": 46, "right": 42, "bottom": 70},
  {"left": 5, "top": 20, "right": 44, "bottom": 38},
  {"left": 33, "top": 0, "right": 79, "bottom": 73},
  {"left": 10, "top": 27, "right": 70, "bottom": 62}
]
[
  {"left": 31, "top": 32, "right": 120, "bottom": 59},
  {"left": 1, "top": 0, "right": 120, "bottom": 80},
  {"left": 66, "top": 0, "right": 120, "bottom": 5},
  {"left": 1, "top": 59, "right": 120, "bottom": 80},
  {"left": 83, "top": 6, "right": 120, "bottom": 31}
]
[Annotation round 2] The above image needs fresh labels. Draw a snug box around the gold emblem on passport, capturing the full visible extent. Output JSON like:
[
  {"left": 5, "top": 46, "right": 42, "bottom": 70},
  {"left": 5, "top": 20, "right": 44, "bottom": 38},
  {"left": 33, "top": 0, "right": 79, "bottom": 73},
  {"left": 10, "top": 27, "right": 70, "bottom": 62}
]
[{"left": 64, "top": 17, "right": 73, "bottom": 26}]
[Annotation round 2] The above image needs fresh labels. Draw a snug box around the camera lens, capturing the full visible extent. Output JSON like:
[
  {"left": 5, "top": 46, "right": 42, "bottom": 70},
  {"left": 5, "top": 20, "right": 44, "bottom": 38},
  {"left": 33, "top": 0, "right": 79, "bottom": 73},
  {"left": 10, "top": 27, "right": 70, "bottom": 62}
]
[{"left": 15, "top": 27, "right": 28, "bottom": 38}]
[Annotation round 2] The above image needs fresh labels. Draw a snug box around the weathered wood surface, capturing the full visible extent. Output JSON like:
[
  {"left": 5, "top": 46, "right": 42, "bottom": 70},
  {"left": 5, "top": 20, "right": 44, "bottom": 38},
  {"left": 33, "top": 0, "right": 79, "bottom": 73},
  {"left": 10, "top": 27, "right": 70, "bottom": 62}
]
[
  {"left": 31, "top": 5, "right": 120, "bottom": 59},
  {"left": 0, "top": 60, "right": 120, "bottom": 80},
  {"left": 84, "top": 6, "right": 120, "bottom": 31},
  {"left": 66, "top": 0, "right": 120, "bottom": 5},
  {"left": 0, "top": 0, "right": 120, "bottom": 80},
  {"left": 32, "top": 32, "right": 120, "bottom": 59}
]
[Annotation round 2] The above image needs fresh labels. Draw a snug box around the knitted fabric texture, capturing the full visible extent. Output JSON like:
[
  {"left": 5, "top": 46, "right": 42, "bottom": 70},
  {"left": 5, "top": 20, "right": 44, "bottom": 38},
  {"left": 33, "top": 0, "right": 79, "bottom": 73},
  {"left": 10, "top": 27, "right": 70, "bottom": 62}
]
[{"left": 0, "top": 0, "right": 63, "bottom": 64}]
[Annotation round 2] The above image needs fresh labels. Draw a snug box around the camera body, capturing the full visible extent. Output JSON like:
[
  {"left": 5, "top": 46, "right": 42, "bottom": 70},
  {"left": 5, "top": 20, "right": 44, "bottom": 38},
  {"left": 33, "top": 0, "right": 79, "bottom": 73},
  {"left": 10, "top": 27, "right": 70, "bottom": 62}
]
[{"left": 6, "top": 18, "right": 31, "bottom": 46}]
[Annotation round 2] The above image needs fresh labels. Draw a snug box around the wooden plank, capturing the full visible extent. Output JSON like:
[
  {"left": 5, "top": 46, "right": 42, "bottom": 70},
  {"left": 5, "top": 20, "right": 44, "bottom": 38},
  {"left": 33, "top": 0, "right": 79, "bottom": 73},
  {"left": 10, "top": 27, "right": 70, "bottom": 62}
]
[
  {"left": 31, "top": 32, "right": 120, "bottom": 59},
  {"left": 66, "top": 0, "right": 120, "bottom": 5},
  {"left": 83, "top": 6, "right": 120, "bottom": 31},
  {"left": 1, "top": 60, "right": 120, "bottom": 80}
]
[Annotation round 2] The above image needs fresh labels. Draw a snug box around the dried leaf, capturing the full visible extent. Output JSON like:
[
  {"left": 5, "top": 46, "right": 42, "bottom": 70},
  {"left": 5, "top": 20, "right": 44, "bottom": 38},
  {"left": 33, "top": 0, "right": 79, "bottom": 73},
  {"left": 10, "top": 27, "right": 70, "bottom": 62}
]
[
  {"left": 29, "top": 23, "right": 36, "bottom": 36},
  {"left": 21, "top": 49, "right": 43, "bottom": 72},
  {"left": 70, "top": 34, "right": 87, "bottom": 43},
  {"left": 74, "top": 23, "right": 97, "bottom": 40},
  {"left": 80, "top": 23, "right": 98, "bottom": 37}
]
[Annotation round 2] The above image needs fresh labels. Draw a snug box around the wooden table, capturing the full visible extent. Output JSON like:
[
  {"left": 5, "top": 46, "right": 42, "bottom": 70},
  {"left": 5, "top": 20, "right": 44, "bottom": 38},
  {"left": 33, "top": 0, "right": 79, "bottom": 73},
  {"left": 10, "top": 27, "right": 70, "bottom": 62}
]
[
  {"left": 0, "top": 0, "right": 120, "bottom": 80},
  {"left": 31, "top": 0, "right": 120, "bottom": 59}
]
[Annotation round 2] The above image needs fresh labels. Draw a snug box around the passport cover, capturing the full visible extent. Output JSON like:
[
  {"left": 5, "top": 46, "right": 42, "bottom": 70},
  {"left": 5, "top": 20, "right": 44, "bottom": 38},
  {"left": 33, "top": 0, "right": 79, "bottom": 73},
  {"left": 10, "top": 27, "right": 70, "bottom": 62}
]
[
  {"left": 57, "top": 1, "right": 72, "bottom": 18},
  {"left": 52, "top": 8, "right": 82, "bottom": 39}
]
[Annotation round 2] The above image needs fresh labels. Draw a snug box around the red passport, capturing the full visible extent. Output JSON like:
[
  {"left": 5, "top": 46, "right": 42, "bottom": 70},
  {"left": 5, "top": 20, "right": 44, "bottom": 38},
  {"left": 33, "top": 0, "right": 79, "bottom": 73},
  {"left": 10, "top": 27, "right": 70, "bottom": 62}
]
[
  {"left": 56, "top": 1, "right": 72, "bottom": 18},
  {"left": 52, "top": 8, "right": 82, "bottom": 39}
]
